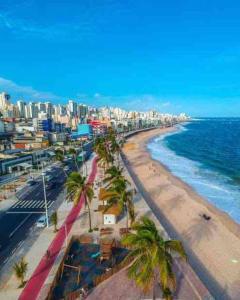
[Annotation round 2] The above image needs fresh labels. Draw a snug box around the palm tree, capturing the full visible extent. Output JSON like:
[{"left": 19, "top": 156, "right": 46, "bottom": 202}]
[
  {"left": 13, "top": 257, "right": 28, "bottom": 288},
  {"left": 55, "top": 149, "right": 64, "bottom": 162},
  {"left": 50, "top": 211, "right": 58, "bottom": 232},
  {"left": 94, "top": 137, "right": 114, "bottom": 172},
  {"left": 103, "top": 166, "right": 124, "bottom": 187},
  {"left": 121, "top": 216, "right": 187, "bottom": 299},
  {"left": 65, "top": 172, "right": 94, "bottom": 232},
  {"left": 101, "top": 177, "right": 135, "bottom": 228}
]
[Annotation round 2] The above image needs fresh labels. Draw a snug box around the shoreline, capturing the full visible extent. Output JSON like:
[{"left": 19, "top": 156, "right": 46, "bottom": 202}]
[
  {"left": 122, "top": 126, "right": 240, "bottom": 299},
  {"left": 144, "top": 126, "right": 240, "bottom": 238}
]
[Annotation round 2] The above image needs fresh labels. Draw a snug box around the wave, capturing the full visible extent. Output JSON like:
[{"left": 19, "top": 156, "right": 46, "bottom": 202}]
[{"left": 147, "top": 129, "right": 240, "bottom": 223}]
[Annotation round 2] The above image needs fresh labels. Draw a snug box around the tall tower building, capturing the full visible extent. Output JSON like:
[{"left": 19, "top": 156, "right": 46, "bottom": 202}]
[
  {"left": 68, "top": 100, "right": 77, "bottom": 117},
  {"left": 17, "top": 100, "right": 26, "bottom": 118},
  {"left": 26, "top": 102, "right": 38, "bottom": 118},
  {"left": 37, "top": 102, "right": 46, "bottom": 113},
  {"left": 0, "top": 92, "right": 11, "bottom": 110},
  {"left": 45, "top": 102, "right": 54, "bottom": 118}
]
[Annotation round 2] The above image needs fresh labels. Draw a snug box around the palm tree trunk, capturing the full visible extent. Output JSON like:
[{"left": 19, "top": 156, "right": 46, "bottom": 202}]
[
  {"left": 126, "top": 206, "right": 128, "bottom": 229},
  {"left": 21, "top": 275, "right": 24, "bottom": 287},
  {"left": 152, "top": 274, "right": 156, "bottom": 300},
  {"left": 86, "top": 201, "right": 92, "bottom": 231}
]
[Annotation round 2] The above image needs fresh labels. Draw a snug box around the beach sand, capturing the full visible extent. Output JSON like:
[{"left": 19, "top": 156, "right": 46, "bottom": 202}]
[{"left": 122, "top": 127, "right": 240, "bottom": 300}]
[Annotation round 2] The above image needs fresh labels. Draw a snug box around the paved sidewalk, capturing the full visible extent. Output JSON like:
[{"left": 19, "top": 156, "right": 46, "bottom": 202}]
[{"left": 18, "top": 157, "right": 98, "bottom": 300}]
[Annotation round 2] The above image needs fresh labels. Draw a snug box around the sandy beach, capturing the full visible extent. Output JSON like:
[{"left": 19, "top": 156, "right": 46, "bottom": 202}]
[{"left": 122, "top": 127, "right": 240, "bottom": 300}]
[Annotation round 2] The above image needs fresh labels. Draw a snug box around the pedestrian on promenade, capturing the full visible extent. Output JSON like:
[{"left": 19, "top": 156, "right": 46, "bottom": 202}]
[{"left": 45, "top": 250, "right": 51, "bottom": 261}]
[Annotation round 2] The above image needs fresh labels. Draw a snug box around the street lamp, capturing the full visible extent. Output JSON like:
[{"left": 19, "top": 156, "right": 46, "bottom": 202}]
[{"left": 41, "top": 164, "right": 49, "bottom": 228}]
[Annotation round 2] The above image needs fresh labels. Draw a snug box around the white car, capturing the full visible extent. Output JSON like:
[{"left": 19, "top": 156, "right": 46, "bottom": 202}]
[{"left": 36, "top": 215, "right": 48, "bottom": 228}]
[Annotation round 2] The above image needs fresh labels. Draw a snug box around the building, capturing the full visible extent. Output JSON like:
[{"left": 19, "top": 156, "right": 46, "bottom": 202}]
[
  {"left": 37, "top": 102, "right": 46, "bottom": 113},
  {"left": 13, "top": 132, "right": 49, "bottom": 150},
  {"left": 17, "top": 100, "right": 26, "bottom": 118},
  {"left": 0, "top": 150, "right": 33, "bottom": 175},
  {"left": 71, "top": 124, "right": 93, "bottom": 140},
  {"left": 68, "top": 100, "right": 78, "bottom": 117},
  {"left": 48, "top": 132, "right": 66, "bottom": 144},
  {"left": 26, "top": 102, "right": 38, "bottom": 119},
  {"left": 0, "top": 92, "right": 10, "bottom": 110},
  {"left": 78, "top": 104, "right": 88, "bottom": 121},
  {"left": 45, "top": 102, "right": 54, "bottom": 118}
]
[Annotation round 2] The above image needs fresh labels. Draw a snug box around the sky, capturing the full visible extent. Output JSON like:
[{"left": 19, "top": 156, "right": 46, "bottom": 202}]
[{"left": 0, "top": 0, "right": 240, "bottom": 116}]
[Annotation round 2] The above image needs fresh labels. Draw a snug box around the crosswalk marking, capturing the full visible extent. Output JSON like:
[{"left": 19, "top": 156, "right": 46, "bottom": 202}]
[{"left": 10, "top": 199, "right": 54, "bottom": 210}]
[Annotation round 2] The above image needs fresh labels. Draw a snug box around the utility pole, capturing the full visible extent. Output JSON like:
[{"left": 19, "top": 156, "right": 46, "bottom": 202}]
[{"left": 41, "top": 164, "right": 49, "bottom": 227}]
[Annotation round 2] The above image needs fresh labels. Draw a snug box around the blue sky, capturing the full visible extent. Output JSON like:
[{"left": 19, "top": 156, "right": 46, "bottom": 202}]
[{"left": 0, "top": 0, "right": 240, "bottom": 116}]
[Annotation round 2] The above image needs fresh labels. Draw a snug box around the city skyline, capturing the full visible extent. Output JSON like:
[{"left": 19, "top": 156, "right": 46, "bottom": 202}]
[{"left": 1, "top": 1, "right": 240, "bottom": 117}]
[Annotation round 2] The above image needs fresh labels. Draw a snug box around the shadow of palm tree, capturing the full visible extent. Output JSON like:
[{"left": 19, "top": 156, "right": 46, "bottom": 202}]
[
  {"left": 229, "top": 278, "right": 240, "bottom": 300},
  {"left": 161, "top": 194, "right": 185, "bottom": 212},
  {"left": 183, "top": 216, "right": 217, "bottom": 246}
]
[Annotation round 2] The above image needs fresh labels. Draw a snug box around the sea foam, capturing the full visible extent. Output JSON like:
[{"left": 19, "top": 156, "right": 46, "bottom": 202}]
[{"left": 147, "top": 127, "right": 240, "bottom": 223}]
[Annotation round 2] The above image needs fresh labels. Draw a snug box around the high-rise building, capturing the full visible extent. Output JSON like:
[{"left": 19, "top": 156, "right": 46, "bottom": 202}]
[
  {"left": 0, "top": 92, "right": 11, "bottom": 110},
  {"left": 78, "top": 104, "right": 88, "bottom": 119},
  {"left": 37, "top": 102, "right": 46, "bottom": 113},
  {"left": 45, "top": 102, "right": 54, "bottom": 118},
  {"left": 17, "top": 100, "right": 26, "bottom": 118},
  {"left": 68, "top": 100, "right": 77, "bottom": 117},
  {"left": 26, "top": 102, "right": 38, "bottom": 119}
]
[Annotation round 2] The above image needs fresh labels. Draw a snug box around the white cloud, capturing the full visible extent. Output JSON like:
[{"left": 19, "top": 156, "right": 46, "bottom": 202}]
[
  {"left": 0, "top": 77, "right": 61, "bottom": 101},
  {"left": 78, "top": 93, "right": 173, "bottom": 112}
]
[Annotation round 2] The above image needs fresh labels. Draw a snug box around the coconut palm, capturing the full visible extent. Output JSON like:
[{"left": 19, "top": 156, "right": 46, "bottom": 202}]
[
  {"left": 65, "top": 172, "right": 94, "bottom": 232},
  {"left": 94, "top": 136, "right": 115, "bottom": 168},
  {"left": 121, "top": 216, "right": 187, "bottom": 299},
  {"left": 103, "top": 166, "right": 124, "bottom": 187},
  {"left": 55, "top": 149, "right": 64, "bottom": 162},
  {"left": 110, "top": 139, "right": 121, "bottom": 165},
  {"left": 101, "top": 177, "right": 135, "bottom": 228},
  {"left": 50, "top": 211, "right": 58, "bottom": 232},
  {"left": 13, "top": 257, "right": 28, "bottom": 288}
]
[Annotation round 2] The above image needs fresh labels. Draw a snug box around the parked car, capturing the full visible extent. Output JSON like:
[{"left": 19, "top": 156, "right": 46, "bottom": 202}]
[{"left": 36, "top": 215, "right": 49, "bottom": 228}]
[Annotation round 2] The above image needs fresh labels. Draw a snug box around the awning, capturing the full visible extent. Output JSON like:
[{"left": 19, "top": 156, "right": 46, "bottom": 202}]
[{"left": 17, "top": 162, "right": 32, "bottom": 169}]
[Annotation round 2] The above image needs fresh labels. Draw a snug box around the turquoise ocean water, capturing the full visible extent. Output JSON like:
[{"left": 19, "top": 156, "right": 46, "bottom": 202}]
[{"left": 147, "top": 118, "right": 240, "bottom": 223}]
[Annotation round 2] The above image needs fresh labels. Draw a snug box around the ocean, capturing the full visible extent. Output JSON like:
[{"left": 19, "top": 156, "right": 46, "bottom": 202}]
[{"left": 147, "top": 118, "right": 240, "bottom": 223}]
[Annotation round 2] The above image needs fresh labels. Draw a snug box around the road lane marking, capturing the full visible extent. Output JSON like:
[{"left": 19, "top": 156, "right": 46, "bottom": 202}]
[{"left": 9, "top": 214, "right": 32, "bottom": 238}]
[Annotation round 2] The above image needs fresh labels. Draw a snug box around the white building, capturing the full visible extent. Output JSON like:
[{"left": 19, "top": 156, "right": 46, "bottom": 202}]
[
  {"left": 68, "top": 100, "right": 77, "bottom": 117},
  {"left": 26, "top": 102, "right": 38, "bottom": 119},
  {"left": 0, "top": 92, "right": 11, "bottom": 110},
  {"left": 17, "top": 100, "right": 26, "bottom": 118}
]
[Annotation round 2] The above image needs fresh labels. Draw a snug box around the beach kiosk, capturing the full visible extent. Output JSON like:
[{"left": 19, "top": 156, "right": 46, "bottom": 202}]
[
  {"left": 103, "top": 205, "right": 121, "bottom": 225},
  {"left": 98, "top": 188, "right": 121, "bottom": 224}
]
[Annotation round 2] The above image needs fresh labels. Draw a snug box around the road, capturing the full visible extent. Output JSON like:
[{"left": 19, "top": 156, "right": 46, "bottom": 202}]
[{"left": 0, "top": 161, "right": 75, "bottom": 269}]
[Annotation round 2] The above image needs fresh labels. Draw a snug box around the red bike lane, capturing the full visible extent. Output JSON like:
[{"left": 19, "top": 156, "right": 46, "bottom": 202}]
[{"left": 19, "top": 157, "right": 98, "bottom": 300}]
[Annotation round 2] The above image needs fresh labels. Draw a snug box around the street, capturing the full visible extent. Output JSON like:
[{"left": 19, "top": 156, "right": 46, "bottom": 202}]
[{"left": 0, "top": 162, "right": 75, "bottom": 268}]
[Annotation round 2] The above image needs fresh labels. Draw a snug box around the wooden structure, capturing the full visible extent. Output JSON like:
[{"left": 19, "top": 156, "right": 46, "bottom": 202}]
[
  {"left": 60, "top": 263, "right": 81, "bottom": 285},
  {"left": 100, "top": 237, "right": 115, "bottom": 261}
]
